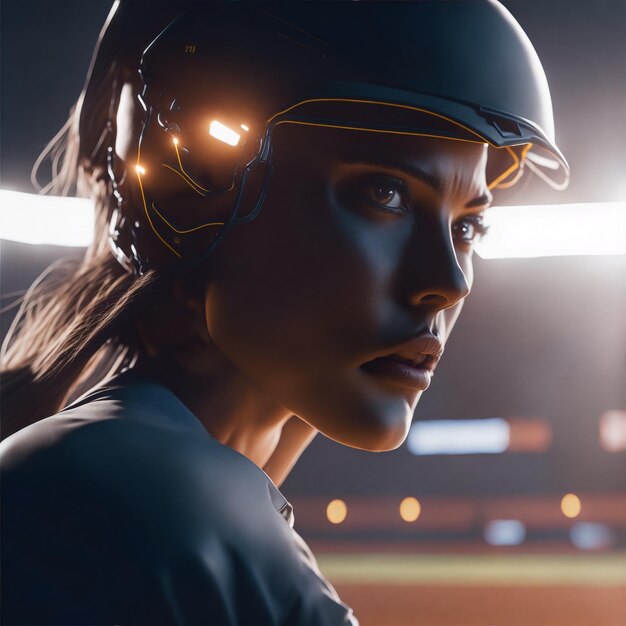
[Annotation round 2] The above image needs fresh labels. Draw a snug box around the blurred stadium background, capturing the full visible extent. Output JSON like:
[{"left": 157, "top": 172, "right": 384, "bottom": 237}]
[{"left": 2, "top": 2, "right": 625, "bottom": 625}]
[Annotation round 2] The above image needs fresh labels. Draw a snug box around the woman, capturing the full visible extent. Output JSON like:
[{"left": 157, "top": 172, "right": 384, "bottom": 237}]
[{"left": 1, "top": 2, "right": 568, "bottom": 624}]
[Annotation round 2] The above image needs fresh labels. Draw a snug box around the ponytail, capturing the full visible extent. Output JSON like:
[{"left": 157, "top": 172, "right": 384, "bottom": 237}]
[{"left": 0, "top": 105, "right": 162, "bottom": 439}]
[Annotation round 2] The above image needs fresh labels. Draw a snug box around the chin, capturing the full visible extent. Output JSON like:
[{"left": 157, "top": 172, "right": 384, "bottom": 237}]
[
  {"left": 335, "top": 419, "right": 410, "bottom": 452},
  {"left": 315, "top": 390, "right": 415, "bottom": 453}
]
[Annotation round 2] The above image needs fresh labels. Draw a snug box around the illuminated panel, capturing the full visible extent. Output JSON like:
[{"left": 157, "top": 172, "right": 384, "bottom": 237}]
[
  {"left": 570, "top": 522, "right": 614, "bottom": 550},
  {"left": 507, "top": 418, "right": 552, "bottom": 452},
  {"left": 407, "top": 418, "right": 510, "bottom": 455},
  {"left": 0, "top": 189, "right": 94, "bottom": 247},
  {"left": 399, "top": 497, "right": 421, "bottom": 522},
  {"left": 209, "top": 120, "right": 241, "bottom": 146},
  {"left": 476, "top": 202, "right": 626, "bottom": 258},
  {"left": 484, "top": 519, "right": 526, "bottom": 546},
  {"left": 326, "top": 499, "right": 347, "bottom": 525},
  {"left": 561, "top": 493, "right": 582, "bottom": 518},
  {"left": 600, "top": 410, "right": 626, "bottom": 452}
]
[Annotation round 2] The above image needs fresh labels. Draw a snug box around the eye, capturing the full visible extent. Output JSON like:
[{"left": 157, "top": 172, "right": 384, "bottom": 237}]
[
  {"left": 368, "top": 184, "right": 404, "bottom": 208},
  {"left": 452, "top": 214, "right": 490, "bottom": 245},
  {"left": 358, "top": 176, "right": 409, "bottom": 214}
]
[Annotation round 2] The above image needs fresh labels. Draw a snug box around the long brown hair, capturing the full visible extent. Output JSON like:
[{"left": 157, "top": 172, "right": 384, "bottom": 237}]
[
  {"left": 0, "top": 113, "right": 162, "bottom": 439},
  {"left": 0, "top": 4, "right": 180, "bottom": 439}
]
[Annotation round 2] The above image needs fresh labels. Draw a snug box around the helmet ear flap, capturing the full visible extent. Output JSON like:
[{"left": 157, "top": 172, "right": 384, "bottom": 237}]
[
  {"left": 232, "top": 155, "right": 273, "bottom": 225},
  {"left": 106, "top": 82, "right": 154, "bottom": 275},
  {"left": 107, "top": 146, "right": 148, "bottom": 275}
]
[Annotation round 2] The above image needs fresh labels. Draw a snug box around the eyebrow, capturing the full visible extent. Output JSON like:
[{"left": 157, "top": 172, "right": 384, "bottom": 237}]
[{"left": 343, "top": 157, "right": 493, "bottom": 209}]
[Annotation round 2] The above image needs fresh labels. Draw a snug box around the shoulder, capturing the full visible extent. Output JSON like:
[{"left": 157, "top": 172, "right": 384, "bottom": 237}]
[
  {"left": 1, "top": 376, "right": 288, "bottom": 552},
  {"left": 0, "top": 375, "right": 360, "bottom": 624},
  {"left": 2, "top": 378, "right": 271, "bottom": 513}
]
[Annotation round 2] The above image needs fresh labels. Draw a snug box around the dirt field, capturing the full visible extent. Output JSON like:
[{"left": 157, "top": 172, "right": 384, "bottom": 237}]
[
  {"left": 335, "top": 583, "right": 625, "bottom": 626},
  {"left": 317, "top": 553, "right": 626, "bottom": 626}
]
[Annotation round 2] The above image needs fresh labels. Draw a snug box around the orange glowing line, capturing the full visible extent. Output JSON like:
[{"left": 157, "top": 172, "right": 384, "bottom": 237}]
[
  {"left": 150, "top": 202, "right": 224, "bottom": 234},
  {"left": 162, "top": 163, "right": 207, "bottom": 197},
  {"left": 273, "top": 119, "right": 485, "bottom": 144},
  {"left": 488, "top": 144, "right": 533, "bottom": 190},
  {"left": 174, "top": 141, "right": 210, "bottom": 193},
  {"left": 135, "top": 166, "right": 180, "bottom": 258},
  {"left": 267, "top": 97, "right": 489, "bottom": 143},
  {"left": 268, "top": 98, "right": 542, "bottom": 191}
]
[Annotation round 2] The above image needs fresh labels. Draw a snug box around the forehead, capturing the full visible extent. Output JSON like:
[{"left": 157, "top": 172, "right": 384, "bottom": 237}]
[{"left": 272, "top": 123, "right": 490, "bottom": 193}]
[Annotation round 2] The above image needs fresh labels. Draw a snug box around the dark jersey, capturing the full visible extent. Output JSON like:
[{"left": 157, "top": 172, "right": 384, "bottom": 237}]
[{"left": 1, "top": 369, "right": 359, "bottom": 625}]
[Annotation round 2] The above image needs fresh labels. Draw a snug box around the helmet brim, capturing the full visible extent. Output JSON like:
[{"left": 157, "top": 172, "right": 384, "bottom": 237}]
[{"left": 268, "top": 81, "right": 569, "bottom": 191}]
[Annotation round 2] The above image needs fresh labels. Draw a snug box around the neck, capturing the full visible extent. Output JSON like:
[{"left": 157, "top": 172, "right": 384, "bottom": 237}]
[{"left": 131, "top": 350, "right": 293, "bottom": 469}]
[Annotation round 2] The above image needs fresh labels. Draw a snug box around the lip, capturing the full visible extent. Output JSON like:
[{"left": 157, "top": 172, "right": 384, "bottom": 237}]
[{"left": 360, "top": 333, "right": 443, "bottom": 391}]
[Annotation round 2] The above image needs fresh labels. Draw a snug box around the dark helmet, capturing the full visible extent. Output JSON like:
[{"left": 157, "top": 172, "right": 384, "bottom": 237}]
[{"left": 80, "top": 0, "right": 569, "bottom": 275}]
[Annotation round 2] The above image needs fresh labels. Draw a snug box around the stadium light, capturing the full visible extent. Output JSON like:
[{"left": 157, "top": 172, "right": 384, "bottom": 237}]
[
  {"left": 0, "top": 190, "right": 94, "bottom": 246},
  {"left": 326, "top": 499, "right": 348, "bottom": 525},
  {"left": 570, "top": 522, "right": 614, "bottom": 550},
  {"left": 407, "top": 418, "right": 510, "bottom": 455},
  {"left": 1, "top": 191, "right": 624, "bottom": 258},
  {"left": 484, "top": 520, "right": 526, "bottom": 546},
  {"left": 476, "top": 202, "right": 626, "bottom": 258}
]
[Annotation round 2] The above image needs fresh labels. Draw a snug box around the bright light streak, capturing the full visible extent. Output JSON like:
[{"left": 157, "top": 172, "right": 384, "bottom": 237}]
[
  {"left": 570, "top": 522, "right": 614, "bottom": 550},
  {"left": 599, "top": 410, "right": 626, "bottom": 452},
  {"left": 0, "top": 189, "right": 94, "bottom": 246},
  {"left": 209, "top": 120, "right": 241, "bottom": 146},
  {"left": 476, "top": 202, "right": 626, "bottom": 258},
  {"left": 3, "top": 191, "right": 624, "bottom": 260},
  {"left": 326, "top": 499, "right": 348, "bottom": 524},
  {"left": 172, "top": 137, "right": 179, "bottom": 145},
  {"left": 561, "top": 493, "right": 582, "bottom": 518},
  {"left": 240, "top": 123, "right": 249, "bottom": 132},
  {"left": 135, "top": 164, "right": 146, "bottom": 175},
  {"left": 406, "top": 418, "right": 510, "bottom": 455},
  {"left": 399, "top": 497, "right": 421, "bottom": 522},
  {"left": 484, "top": 520, "right": 526, "bottom": 546}
]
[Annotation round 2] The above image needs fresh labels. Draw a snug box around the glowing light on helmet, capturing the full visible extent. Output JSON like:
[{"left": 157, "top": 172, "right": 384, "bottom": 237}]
[
  {"left": 92, "top": 2, "right": 572, "bottom": 275},
  {"left": 209, "top": 121, "right": 241, "bottom": 146}
]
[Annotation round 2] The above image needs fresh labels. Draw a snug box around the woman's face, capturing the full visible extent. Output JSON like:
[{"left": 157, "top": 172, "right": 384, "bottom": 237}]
[{"left": 202, "top": 125, "right": 491, "bottom": 451}]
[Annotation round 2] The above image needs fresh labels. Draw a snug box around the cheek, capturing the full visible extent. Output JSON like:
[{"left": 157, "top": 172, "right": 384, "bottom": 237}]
[
  {"left": 210, "top": 170, "right": 400, "bottom": 357},
  {"left": 200, "top": 190, "right": 340, "bottom": 368},
  {"left": 203, "top": 232, "right": 414, "bottom": 452}
]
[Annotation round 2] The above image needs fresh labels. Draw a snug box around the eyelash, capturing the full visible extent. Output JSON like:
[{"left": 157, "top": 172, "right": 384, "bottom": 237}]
[
  {"left": 359, "top": 176, "right": 410, "bottom": 214},
  {"left": 452, "top": 214, "right": 490, "bottom": 245},
  {"left": 353, "top": 175, "right": 490, "bottom": 245}
]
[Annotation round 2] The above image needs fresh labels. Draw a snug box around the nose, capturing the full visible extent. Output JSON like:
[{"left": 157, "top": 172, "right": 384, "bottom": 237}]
[{"left": 403, "top": 223, "right": 471, "bottom": 311}]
